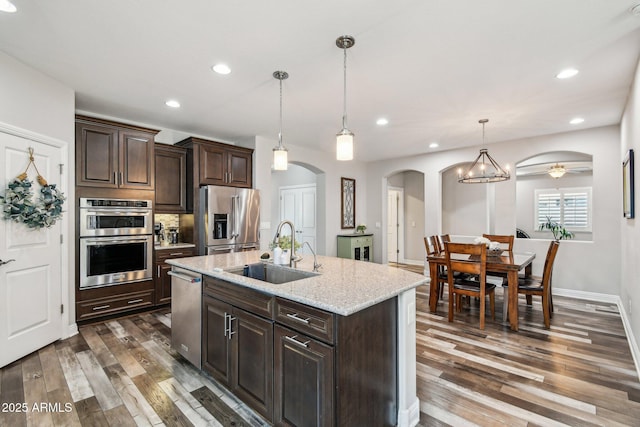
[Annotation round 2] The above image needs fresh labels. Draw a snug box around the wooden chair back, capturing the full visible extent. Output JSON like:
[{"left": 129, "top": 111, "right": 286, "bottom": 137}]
[
  {"left": 482, "top": 234, "right": 514, "bottom": 251},
  {"left": 424, "top": 236, "right": 438, "bottom": 256},
  {"left": 428, "top": 235, "right": 441, "bottom": 254},
  {"left": 444, "top": 242, "right": 486, "bottom": 279},
  {"left": 541, "top": 240, "right": 560, "bottom": 293}
]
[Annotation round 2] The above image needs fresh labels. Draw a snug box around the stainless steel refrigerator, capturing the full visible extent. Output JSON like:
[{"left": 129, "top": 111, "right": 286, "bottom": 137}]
[{"left": 200, "top": 185, "right": 260, "bottom": 254}]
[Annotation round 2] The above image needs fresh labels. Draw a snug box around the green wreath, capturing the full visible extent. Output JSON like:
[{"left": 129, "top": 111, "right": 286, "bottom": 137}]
[
  {"left": 0, "top": 148, "right": 65, "bottom": 229},
  {"left": 1, "top": 177, "right": 65, "bottom": 229}
]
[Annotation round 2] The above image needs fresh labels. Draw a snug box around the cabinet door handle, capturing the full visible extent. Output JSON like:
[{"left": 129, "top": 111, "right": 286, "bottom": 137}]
[
  {"left": 227, "top": 315, "right": 236, "bottom": 340},
  {"left": 128, "top": 299, "right": 143, "bottom": 304},
  {"left": 169, "top": 252, "right": 184, "bottom": 256},
  {"left": 119, "top": 172, "right": 123, "bottom": 185},
  {"left": 157, "top": 265, "right": 160, "bottom": 277},
  {"left": 92, "top": 305, "right": 110, "bottom": 311},
  {"left": 284, "top": 335, "right": 310, "bottom": 348},
  {"left": 286, "top": 313, "right": 310, "bottom": 324},
  {"left": 113, "top": 171, "right": 117, "bottom": 185},
  {"left": 223, "top": 313, "right": 228, "bottom": 337}
]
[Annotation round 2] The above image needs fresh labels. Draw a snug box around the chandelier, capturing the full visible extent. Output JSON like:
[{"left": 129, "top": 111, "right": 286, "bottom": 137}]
[
  {"left": 458, "top": 119, "right": 510, "bottom": 183},
  {"left": 547, "top": 163, "right": 566, "bottom": 179}
]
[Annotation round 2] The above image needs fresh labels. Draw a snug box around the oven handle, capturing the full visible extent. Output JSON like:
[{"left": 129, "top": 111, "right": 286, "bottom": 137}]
[
  {"left": 84, "top": 209, "right": 151, "bottom": 215},
  {"left": 83, "top": 238, "right": 151, "bottom": 244}
]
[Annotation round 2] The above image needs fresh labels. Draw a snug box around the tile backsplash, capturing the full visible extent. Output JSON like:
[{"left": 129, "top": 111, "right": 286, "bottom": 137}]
[{"left": 155, "top": 214, "right": 180, "bottom": 229}]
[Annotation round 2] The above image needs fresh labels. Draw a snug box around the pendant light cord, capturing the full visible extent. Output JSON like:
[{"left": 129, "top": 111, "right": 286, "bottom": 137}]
[
  {"left": 342, "top": 45, "right": 348, "bottom": 129},
  {"left": 278, "top": 77, "right": 283, "bottom": 148}
]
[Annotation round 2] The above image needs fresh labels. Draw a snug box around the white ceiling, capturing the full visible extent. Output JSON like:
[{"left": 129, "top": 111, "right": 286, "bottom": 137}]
[{"left": 1, "top": 1, "right": 640, "bottom": 162}]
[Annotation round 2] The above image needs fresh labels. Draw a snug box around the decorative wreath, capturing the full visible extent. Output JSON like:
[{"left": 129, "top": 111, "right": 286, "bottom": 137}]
[{"left": 0, "top": 148, "right": 65, "bottom": 229}]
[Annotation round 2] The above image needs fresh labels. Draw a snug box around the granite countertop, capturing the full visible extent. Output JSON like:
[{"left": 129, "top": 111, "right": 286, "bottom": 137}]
[
  {"left": 167, "top": 251, "right": 428, "bottom": 316},
  {"left": 155, "top": 242, "right": 196, "bottom": 250}
]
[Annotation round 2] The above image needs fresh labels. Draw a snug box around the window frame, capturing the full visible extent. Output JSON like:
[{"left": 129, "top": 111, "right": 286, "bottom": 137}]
[{"left": 534, "top": 186, "right": 592, "bottom": 233}]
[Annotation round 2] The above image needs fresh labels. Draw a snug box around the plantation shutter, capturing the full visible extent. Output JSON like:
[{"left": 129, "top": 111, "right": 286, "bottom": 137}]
[
  {"left": 537, "top": 192, "right": 561, "bottom": 226},
  {"left": 563, "top": 191, "right": 589, "bottom": 228}
]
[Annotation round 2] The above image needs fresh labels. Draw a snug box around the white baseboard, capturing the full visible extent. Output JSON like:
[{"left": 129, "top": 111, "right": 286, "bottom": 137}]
[
  {"left": 554, "top": 288, "right": 640, "bottom": 380},
  {"left": 65, "top": 323, "right": 78, "bottom": 339},
  {"left": 400, "top": 258, "right": 423, "bottom": 266}
]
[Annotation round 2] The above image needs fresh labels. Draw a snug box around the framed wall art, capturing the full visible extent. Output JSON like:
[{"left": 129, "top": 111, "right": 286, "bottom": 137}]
[
  {"left": 341, "top": 177, "right": 355, "bottom": 229},
  {"left": 623, "top": 149, "right": 634, "bottom": 219}
]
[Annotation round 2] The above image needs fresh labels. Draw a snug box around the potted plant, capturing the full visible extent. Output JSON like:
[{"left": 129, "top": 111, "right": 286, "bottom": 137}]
[
  {"left": 356, "top": 223, "right": 367, "bottom": 234},
  {"left": 538, "top": 216, "right": 574, "bottom": 241}
]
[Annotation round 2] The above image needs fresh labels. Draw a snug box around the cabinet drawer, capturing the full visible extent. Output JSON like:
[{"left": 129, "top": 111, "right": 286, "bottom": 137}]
[
  {"left": 204, "top": 276, "right": 274, "bottom": 319},
  {"left": 76, "top": 289, "right": 154, "bottom": 321},
  {"left": 155, "top": 247, "right": 196, "bottom": 262},
  {"left": 275, "top": 298, "right": 335, "bottom": 345}
]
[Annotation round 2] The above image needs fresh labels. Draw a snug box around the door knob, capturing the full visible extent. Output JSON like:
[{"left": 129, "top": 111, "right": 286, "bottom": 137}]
[{"left": 0, "top": 259, "right": 15, "bottom": 266}]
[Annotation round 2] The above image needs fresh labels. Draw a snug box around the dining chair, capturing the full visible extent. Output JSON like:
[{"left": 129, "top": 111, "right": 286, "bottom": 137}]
[
  {"left": 444, "top": 242, "right": 496, "bottom": 329},
  {"left": 426, "top": 235, "right": 447, "bottom": 301},
  {"left": 482, "top": 234, "right": 514, "bottom": 251},
  {"left": 517, "top": 240, "right": 560, "bottom": 329}
]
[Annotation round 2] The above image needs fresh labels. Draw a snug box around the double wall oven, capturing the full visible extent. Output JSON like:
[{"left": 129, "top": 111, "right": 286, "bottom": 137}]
[{"left": 79, "top": 198, "right": 153, "bottom": 289}]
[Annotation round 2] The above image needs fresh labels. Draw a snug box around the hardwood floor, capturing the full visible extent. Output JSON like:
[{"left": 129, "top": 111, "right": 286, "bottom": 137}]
[
  {"left": 416, "top": 285, "right": 640, "bottom": 426},
  {"left": 1, "top": 283, "right": 638, "bottom": 426}
]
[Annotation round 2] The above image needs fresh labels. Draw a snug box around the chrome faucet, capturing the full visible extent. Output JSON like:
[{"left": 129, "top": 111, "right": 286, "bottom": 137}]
[
  {"left": 273, "top": 220, "right": 301, "bottom": 267},
  {"left": 302, "top": 241, "right": 322, "bottom": 272}
]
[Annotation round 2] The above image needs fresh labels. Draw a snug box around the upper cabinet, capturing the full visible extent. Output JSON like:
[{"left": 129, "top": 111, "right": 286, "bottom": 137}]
[
  {"left": 155, "top": 143, "right": 187, "bottom": 213},
  {"left": 75, "top": 115, "right": 157, "bottom": 190},
  {"left": 177, "top": 137, "right": 253, "bottom": 188}
]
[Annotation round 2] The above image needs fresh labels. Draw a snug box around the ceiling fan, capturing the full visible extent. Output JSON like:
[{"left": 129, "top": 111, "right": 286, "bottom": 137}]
[{"left": 515, "top": 161, "right": 592, "bottom": 178}]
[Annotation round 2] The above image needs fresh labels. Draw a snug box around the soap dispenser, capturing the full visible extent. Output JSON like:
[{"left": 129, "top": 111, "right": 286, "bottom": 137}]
[{"left": 273, "top": 245, "right": 283, "bottom": 265}]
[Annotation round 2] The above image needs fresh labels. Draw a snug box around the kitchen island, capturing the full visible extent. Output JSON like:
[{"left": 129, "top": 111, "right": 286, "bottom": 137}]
[{"left": 168, "top": 251, "right": 427, "bottom": 427}]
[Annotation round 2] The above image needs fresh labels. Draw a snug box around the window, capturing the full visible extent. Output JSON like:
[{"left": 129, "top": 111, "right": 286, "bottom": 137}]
[{"left": 535, "top": 187, "right": 592, "bottom": 231}]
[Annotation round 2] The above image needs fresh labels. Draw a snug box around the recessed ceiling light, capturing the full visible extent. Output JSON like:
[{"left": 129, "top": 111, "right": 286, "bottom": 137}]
[
  {"left": 556, "top": 68, "right": 579, "bottom": 79},
  {"left": 212, "top": 63, "right": 231, "bottom": 75},
  {"left": 376, "top": 118, "right": 389, "bottom": 126},
  {"left": 165, "top": 100, "right": 181, "bottom": 108},
  {"left": 0, "top": 0, "right": 17, "bottom": 13},
  {"left": 569, "top": 117, "right": 584, "bottom": 125},
  {"left": 429, "top": 142, "right": 439, "bottom": 148}
]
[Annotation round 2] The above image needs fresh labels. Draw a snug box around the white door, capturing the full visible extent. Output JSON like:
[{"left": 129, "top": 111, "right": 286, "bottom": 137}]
[
  {"left": 279, "top": 185, "right": 316, "bottom": 254},
  {"left": 0, "top": 132, "right": 63, "bottom": 368},
  {"left": 387, "top": 188, "right": 404, "bottom": 264}
]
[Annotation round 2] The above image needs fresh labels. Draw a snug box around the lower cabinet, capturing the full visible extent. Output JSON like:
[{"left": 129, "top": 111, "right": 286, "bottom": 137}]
[
  {"left": 76, "top": 280, "right": 155, "bottom": 322},
  {"left": 201, "top": 275, "right": 397, "bottom": 426},
  {"left": 274, "top": 325, "right": 334, "bottom": 427},
  {"left": 154, "top": 247, "right": 196, "bottom": 305},
  {"left": 203, "top": 294, "right": 274, "bottom": 420}
]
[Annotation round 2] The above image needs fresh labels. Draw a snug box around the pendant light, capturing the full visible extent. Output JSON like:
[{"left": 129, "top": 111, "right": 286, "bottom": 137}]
[
  {"left": 336, "top": 35, "right": 355, "bottom": 161},
  {"left": 458, "top": 119, "right": 511, "bottom": 183},
  {"left": 272, "top": 71, "right": 289, "bottom": 171},
  {"left": 548, "top": 163, "right": 566, "bottom": 179}
]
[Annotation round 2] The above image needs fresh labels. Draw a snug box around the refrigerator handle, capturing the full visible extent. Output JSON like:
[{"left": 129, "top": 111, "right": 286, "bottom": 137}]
[{"left": 232, "top": 195, "right": 240, "bottom": 238}]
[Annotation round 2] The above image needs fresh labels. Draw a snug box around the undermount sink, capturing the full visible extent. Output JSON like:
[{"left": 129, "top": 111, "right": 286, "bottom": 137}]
[{"left": 227, "top": 262, "right": 319, "bottom": 284}]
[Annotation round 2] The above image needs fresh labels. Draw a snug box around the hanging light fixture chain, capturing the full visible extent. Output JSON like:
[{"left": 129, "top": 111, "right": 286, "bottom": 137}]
[{"left": 279, "top": 73, "right": 283, "bottom": 148}]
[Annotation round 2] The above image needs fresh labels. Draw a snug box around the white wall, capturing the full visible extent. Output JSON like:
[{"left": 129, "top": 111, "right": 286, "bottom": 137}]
[
  {"left": 621, "top": 57, "right": 640, "bottom": 354},
  {"left": 367, "top": 125, "right": 621, "bottom": 297},
  {"left": 0, "top": 51, "right": 76, "bottom": 335},
  {"left": 253, "top": 136, "right": 367, "bottom": 257},
  {"left": 442, "top": 166, "right": 487, "bottom": 235}
]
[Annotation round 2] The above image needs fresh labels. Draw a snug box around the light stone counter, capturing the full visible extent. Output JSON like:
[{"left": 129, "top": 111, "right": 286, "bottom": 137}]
[
  {"left": 166, "top": 250, "right": 427, "bottom": 316},
  {"left": 154, "top": 242, "right": 196, "bottom": 250},
  {"left": 167, "top": 249, "right": 426, "bottom": 426}
]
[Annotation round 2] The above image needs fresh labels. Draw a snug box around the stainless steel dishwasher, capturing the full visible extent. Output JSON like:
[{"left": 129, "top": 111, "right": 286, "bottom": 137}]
[{"left": 168, "top": 267, "right": 202, "bottom": 368}]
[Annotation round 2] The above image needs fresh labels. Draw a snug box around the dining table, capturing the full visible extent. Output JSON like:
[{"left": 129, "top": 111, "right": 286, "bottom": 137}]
[{"left": 427, "top": 250, "right": 536, "bottom": 331}]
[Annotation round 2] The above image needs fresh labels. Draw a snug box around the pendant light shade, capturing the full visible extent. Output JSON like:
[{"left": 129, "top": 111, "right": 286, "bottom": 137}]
[
  {"left": 272, "top": 71, "right": 289, "bottom": 171},
  {"left": 336, "top": 35, "right": 355, "bottom": 161},
  {"left": 458, "top": 119, "right": 511, "bottom": 183}
]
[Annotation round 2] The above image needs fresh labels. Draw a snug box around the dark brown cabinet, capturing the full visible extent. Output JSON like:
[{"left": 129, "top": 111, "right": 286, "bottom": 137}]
[
  {"left": 200, "top": 275, "right": 398, "bottom": 426},
  {"left": 154, "top": 247, "right": 196, "bottom": 305},
  {"left": 274, "top": 325, "right": 334, "bottom": 427},
  {"left": 155, "top": 143, "right": 187, "bottom": 213},
  {"left": 203, "top": 278, "right": 274, "bottom": 420},
  {"left": 76, "top": 280, "right": 155, "bottom": 322},
  {"left": 198, "top": 142, "right": 252, "bottom": 187},
  {"left": 75, "top": 115, "right": 157, "bottom": 190}
]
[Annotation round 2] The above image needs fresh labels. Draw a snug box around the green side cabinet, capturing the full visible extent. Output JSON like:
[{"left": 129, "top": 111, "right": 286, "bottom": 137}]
[{"left": 337, "top": 234, "right": 373, "bottom": 262}]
